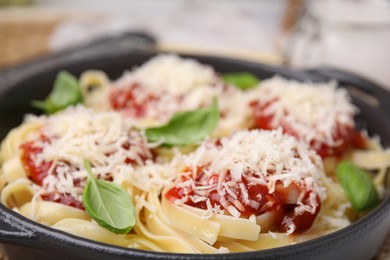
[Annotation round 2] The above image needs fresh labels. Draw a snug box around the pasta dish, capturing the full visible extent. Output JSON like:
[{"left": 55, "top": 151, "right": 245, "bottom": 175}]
[{"left": 0, "top": 55, "right": 388, "bottom": 253}]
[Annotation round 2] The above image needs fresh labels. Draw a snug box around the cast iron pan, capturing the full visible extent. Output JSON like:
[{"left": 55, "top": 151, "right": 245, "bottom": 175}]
[{"left": 0, "top": 33, "right": 389, "bottom": 260}]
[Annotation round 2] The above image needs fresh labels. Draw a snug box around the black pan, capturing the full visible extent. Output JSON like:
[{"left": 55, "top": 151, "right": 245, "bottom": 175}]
[{"left": 0, "top": 33, "right": 389, "bottom": 260}]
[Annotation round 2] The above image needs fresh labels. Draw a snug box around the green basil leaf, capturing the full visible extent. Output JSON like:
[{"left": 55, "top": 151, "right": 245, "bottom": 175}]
[
  {"left": 31, "top": 71, "right": 83, "bottom": 114},
  {"left": 336, "top": 161, "right": 379, "bottom": 211},
  {"left": 222, "top": 72, "right": 260, "bottom": 90},
  {"left": 145, "top": 98, "right": 219, "bottom": 146},
  {"left": 82, "top": 159, "right": 135, "bottom": 234}
]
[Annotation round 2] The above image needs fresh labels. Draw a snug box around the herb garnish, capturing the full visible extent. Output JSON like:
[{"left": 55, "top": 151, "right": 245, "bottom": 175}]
[
  {"left": 145, "top": 98, "right": 219, "bottom": 146},
  {"left": 222, "top": 72, "right": 260, "bottom": 90},
  {"left": 336, "top": 161, "right": 380, "bottom": 211},
  {"left": 82, "top": 159, "right": 135, "bottom": 234},
  {"left": 32, "top": 71, "right": 83, "bottom": 114}
]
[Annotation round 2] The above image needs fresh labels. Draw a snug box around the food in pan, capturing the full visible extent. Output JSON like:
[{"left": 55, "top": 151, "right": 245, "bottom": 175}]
[
  {"left": 81, "top": 55, "right": 251, "bottom": 137},
  {"left": 248, "top": 77, "right": 365, "bottom": 158},
  {"left": 0, "top": 55, "right": 388, "bottom": 253}
]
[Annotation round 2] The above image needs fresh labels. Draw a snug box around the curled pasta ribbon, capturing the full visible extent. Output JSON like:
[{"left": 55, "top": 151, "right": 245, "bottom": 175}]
[
  {"left": 0, "top": 156, "right": 28, "bottom": 191},
  {"left": 125, "top": 234, "right": 164, "bottom": 252},
  {"left": 217, "top": 232, "right": 293, "bottom": 252},
  {"left": 1, "top": 179, "right": 34, "bottom": 208},
  {"left": 0, "top": 121, "right": 41, "bottom": 162},
  {"left": 161, "top": 193, "right": 261, "bottom": 244},
  {"left": 79, "top": 70, "right": 110, "bottom": 110},
  {"left": 147, "top": 190, "right": 222, "bottom": 253},
  {"left": 52, "top": 218, "right": 130, "bottom": 247},
  {"left": 19, "top": 201, "right": 90, "bottom": 225},
  {"left": 160, "top": 194, "right": 300, "bottom": 252},
  {"left": 351, "top": 149, "right": 390, "bottom": 170},
  {"left": 133, "top": 191, "right": 200, "bottom": 253}
]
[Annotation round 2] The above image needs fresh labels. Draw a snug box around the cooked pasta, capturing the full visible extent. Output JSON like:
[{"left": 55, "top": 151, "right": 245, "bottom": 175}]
[
  {"left": 82, "top": 54, "right": 252, "bottom": 136},
  {"left": 0, "top": 54, "right": 388, "bottom": 254}
]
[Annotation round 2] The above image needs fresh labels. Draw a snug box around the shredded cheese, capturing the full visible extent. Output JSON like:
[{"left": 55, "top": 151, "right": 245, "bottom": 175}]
[
  {"left": 172, "top": 129, "right": 327, "bottom": 228},
  {"left": 249, "top": 76, "right": 357, "bottom": 149},
  {"left": 108, "top": 54, "right": 251, "bottom": 134},
  {"left": 24, "top": 105, "right": 173, "bottom": 202}
]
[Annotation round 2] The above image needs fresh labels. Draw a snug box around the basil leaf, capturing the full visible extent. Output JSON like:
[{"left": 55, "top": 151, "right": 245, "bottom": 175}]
[
  {"left": 82, "top": 160, "right": 135, "bottom": 234},
  {"left": 32, "top": 71, "right": 83, "bottom": 114},
  {"left": 336, "top": 161, "right": 379, "bottom": 211},
  {"left": 145, "top": 98, "right": 219, "bottom": 146},
  {"left": 222, "top": 72, "right": 260, "bottom": 90}
]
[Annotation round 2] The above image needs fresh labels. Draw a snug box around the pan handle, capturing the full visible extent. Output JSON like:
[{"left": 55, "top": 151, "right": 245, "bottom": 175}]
[
  {"left": 0, "top": 32, "right": 156, "bottom": 94},
  {"left": 0, "top": 204, "right": 36, "bottom": 245}
]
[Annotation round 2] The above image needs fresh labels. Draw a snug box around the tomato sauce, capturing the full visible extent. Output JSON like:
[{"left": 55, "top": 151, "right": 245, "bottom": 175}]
[
  {"left": 20, "top": 139, "right": 84, "bottom": 210},
  {"left": 19, "top": 133, "right": 150, "bottom": 210},
  {"left": 166, "top": 170, "right": 320, "bottom": 234},
  {"left": 20, "top": 140, "right": 52, "bottom": 186},
  {"left": 250, "top": 100, "right": 366, "bottom": 158},
  {"left": 109, "top": 83, "right": 157, "bottom": 118}
]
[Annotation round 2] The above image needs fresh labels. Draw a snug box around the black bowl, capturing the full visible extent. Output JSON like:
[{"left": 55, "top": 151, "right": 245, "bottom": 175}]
[{"left": 0, "top": 40, "right": 389, "bottom": 260}]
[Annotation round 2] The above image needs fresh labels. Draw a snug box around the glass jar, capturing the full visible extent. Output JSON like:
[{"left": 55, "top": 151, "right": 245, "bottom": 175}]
[{"left": 284, "top": 0, "right": 390, "bottom": 90}]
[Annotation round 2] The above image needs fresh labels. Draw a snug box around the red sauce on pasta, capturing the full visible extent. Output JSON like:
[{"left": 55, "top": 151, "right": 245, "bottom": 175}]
[
  {"left": 109, "top": 83, "right": 157, "bottom": 117},
  {"left": 19, "top": 134, "right": 150, "bottom": 210},
  {"left": 166, "top": 169, "right": 320, "bottom": 234},
  {"left": 250, "top": 100, "right": 366, "bottom": 158},
  {"left": 20, "top": 139, "right": 84, "bottom": 209},
  {"left": 20, "top": 139, "right": 52, "bottom": 186}
]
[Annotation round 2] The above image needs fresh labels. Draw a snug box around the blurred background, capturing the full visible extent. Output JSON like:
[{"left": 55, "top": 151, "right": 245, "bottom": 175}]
[
  {"left": 0, "top": 0, "right": 389, "bottom": 258},
  {"left": 1, "top": 0, "right": 389, "bottom": 90}
]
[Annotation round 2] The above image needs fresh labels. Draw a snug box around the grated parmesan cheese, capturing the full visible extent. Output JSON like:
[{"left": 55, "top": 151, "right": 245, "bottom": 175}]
[
  {"left": 23, "top": 105, "right": 174, "bottom": 202},
  {"left": 132, "top": 54, "right": 217, "bottom": 95},
  {"left": 109, "top": 54, "right": 218, "bottom": 125},
  {"left": 171, "top": 129, "right": 327, "bottom": 233},
  {"left": 249, "top": 76, "right": 357, "bottom": 150},
  {"left": 107, "top": 54, "right": 252, "bottom": 134}
]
